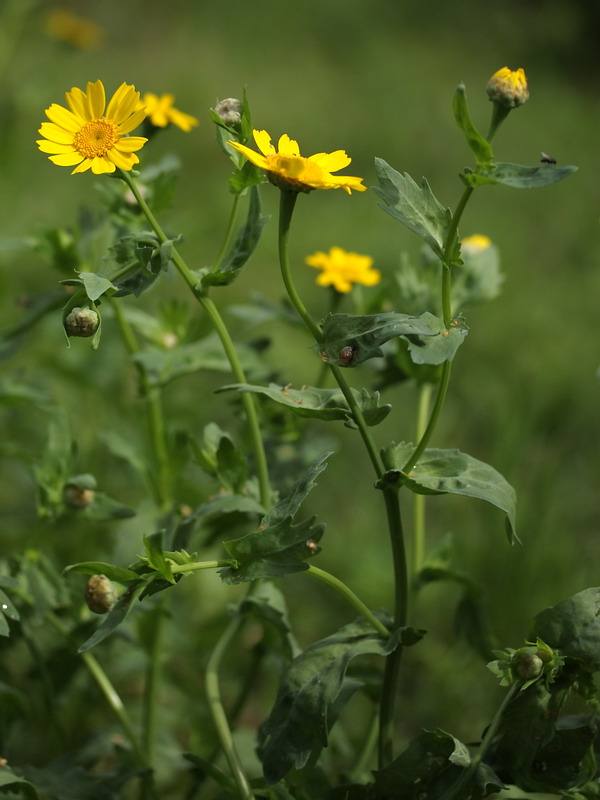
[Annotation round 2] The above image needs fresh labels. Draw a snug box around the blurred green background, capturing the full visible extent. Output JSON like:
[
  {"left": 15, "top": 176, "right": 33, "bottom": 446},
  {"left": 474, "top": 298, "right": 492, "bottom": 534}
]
[{"left": 0, "top": 0, "right": 598, "bottom": 778}]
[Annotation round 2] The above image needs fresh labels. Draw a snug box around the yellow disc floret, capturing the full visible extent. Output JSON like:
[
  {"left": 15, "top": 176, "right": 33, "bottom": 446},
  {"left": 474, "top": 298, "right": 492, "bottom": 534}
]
[{"left": 73, "top": 119, "right": 120, "bottom": 158}]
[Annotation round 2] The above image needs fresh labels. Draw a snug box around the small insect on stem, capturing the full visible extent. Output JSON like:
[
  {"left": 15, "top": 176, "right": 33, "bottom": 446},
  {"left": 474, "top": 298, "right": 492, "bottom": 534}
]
[
  {"left": 339, "top": 344, "right": 357, "bottom": 365},
  {"left": 540, "top": 151, "right": 557, "bottom": 165}
]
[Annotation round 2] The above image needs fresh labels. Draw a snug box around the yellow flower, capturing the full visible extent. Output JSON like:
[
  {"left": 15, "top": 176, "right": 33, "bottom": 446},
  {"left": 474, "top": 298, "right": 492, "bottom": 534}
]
[
  {"left": 37, "top": 80, "right": 147, "bottom": 175},
  {"left": 461, "top": 234, "right": 492, "bottom": 254},
  {"left": 486, "top": 67, "right": 529, "bottom": 108},
  {"left": 138, "top": 93, "right": 199, "bottom": 132},
  {"left": 45, "top": 8, "right": 104, "bottom": 50},
  {"left": 228, "top": 130, "right": 366, "bottom": 194},
  {"left": 306, "top": 247, "right": 380, "bottom": 293}
]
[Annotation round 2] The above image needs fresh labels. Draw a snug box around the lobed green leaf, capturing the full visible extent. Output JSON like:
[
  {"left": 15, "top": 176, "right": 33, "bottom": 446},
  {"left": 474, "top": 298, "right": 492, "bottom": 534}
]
[
  {"left": 467, "top": 161, "right": 578, "bottom": 189},
  {"left": 452, "top": 84, "right": 494, "bottom": 166}
]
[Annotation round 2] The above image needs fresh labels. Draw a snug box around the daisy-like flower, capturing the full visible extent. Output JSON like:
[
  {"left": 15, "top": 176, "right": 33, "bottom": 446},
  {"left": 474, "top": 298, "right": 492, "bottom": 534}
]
[
  {"left": 37, "top": 80, "right": 147, "bottom": 175},
  {"left": 306, "top": 246, "right": 380, "bottom": 293},
  {"left": 228, "top": 130, "right": 366, "bottom": 194},
  {"left": 137, "top": 93, "right": 199, "bottom": 132},
  {"left": 486, "top": 67, "right": 529, "bottom": 108},
  {"left": 45, "top": 8, "right": 104, "bottom": 50},
  {"left": 461, "top": 234, "right": 492, "bottom": 254}
]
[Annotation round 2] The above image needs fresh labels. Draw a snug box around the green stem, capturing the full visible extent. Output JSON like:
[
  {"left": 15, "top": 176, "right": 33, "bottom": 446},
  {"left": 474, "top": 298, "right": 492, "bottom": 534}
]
[
  {"left": 412, "top": 382, "right": 433, "bottom": 576},
  {"left": 141, "top": 601, "right": 166, "bottom": 766},
  {"left": 349, "top": 711, "right": 379, "bottom": 782},
  {"left": 306, "top": 565, "right": 389, "bottom": 638},
  {"left": 439, "top": 683, "right": 520, "bottom": 800},
  {"left": 205, "top": 613, "right": 256, "bottom": 800},
  {"left": 119, "top": 170, "right": 271, "bottom": 510},
  {"left": 170, "top": 560, "right": 237, "bottom": 575},
  {"left": 213, "top": 193, "right": 241, "bottom": 270}
]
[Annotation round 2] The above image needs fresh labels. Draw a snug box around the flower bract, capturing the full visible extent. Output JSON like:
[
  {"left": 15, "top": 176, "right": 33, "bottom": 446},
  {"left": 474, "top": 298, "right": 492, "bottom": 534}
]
[
  {"left": 486, "top": 67, "right": 529, "bottom": 108},
  {"left": 37, "top": 80, "right": 147, "bottom": 174},
  {"left": 306, "top": 246, "right": 380, "bottom": 293},
  {"left": 228, "top": 130, "right": 366, "bottom": 194},
  {"left": 138, "top": 93, "right": 199, "bottom": 132}
]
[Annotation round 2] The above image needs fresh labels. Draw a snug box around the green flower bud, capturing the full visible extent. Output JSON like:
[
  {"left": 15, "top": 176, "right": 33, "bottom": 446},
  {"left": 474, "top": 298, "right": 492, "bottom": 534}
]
[
  {"left": 513, "top": 648, "right": 544, "bottom": 680},
  {"left": 64, "top": 485, "right": 95, "bottom": 509},
  {"left": 215, "top": 97, "right": 242, "bottom": 128},
  {"left": 85, "top": 574, "right": 117, "bottom": 614},
  {"left": 64, "top": 307, "right": 99, "bottom": 338}
]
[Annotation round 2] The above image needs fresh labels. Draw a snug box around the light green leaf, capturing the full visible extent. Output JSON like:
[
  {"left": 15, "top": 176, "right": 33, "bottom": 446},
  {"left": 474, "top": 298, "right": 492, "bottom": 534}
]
[
  {"left": 382, "top": 443, "right": 517, "bottom": 543},
  {"left": 79, "top": 271, "right": 118, "bottom": 302},
  {"left": 0, "top": 766, "right": 39, "bottom": 798},
  {"left": 475, "top": 162, "right": 578, "bottom": 189},
  {"left": 63, "top": 562, "right": 141, "bottom": 585},
  {"left": 373, "top": 158, "right": 453, "bottom": 259},
  {"left": 452, "top": 84, "right": 493, "bottom": 166},
  {"left": 143, "top": 531, "right": 174, "bottom": 583},
  {"left": 405, "top": 313, "right": 469, "bottom": 365}
]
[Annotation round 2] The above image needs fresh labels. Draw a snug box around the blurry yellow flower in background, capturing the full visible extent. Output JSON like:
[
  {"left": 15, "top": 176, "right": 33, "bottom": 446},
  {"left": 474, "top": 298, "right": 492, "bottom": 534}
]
[
  {"left": 37, "top": 80, "right": 147, "bottom": 175},
  {"left": 486, "top": 67, "right": 529, "bottom": 108},
  {"left": 461, "top": 234, "right": 492, "bottom": 254},
  {"left": 306, "top": 247, "right": 380, "bottom": 293},
  {"left": 228, "top": 130, "right": 366, "bottom": 194},
  {"left": 45, "top": 8, "right": 104, "bottom": 50},
  {"left": 138, "top": 94, "right": 199, "bottom": 132}
]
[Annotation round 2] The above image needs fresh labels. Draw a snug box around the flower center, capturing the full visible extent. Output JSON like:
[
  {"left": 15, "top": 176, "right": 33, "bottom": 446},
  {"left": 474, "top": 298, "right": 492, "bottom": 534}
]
[{"left": 73, "top": 119, "right": 120, "bottom": 158}]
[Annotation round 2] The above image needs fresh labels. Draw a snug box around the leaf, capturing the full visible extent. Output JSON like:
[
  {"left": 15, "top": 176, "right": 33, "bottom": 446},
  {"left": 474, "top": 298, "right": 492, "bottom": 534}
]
[
  {"left": 82, "top": 492, "right": 136, "bottom": 522},
  {"left": 239, "top": 582, "right": 301, "bottom": 659},
  {"left": 17, "top": 760, "right": 140, "bottom": 800},
  {"left": 79, "top": 272, "right": 118, "bottom": 302},
  {"left": 474, "top": 161, "right": 578, "bottom": 189},
  {"left": 63, "top": 562, "right": 141, "bottom": 585},
  {"left": 215, "top": 436, "right": 248, "bottom": 493},
  {"left": 0, "top": 766, "right": 39, "bottom": 799},
  {"left": 404, "top": 313, "right": 468, "bottom": 365},
  {"left": 202, "top": 186, "right": 269, "bottom": 287},
  {"left": 219, "top": 453, "right": 331, "bottom": 583},
  {"left": 78, "top": 583, "right": 143, "bottom": 653},
  {"left": 227, "top": 159, "right": 265, "bottom": 194},
  {"left": 258, "top": 616, "right": 400, "bottom": 784},
  {"left": 33, "top": 411, "right": 73, "bottom": 518},
  {"left": 171, "top": 492, "right": 266, "bottom": 551},
  {"left": 219, "top": 382, "right": 391, "bottom": 427},
  {"left": 143, "top": 531, "right": 174, "bottom": 583},
  {"left": 373, "top": 158, "right": 453, "bottom": 260},
  {"left": 318, "top": 311, "right": 439, "bottom": 366},
  {"left": 533, "top": 588, "right": 600, "bottom": 669},
  {"left": 382, "top": 443, "right": 518, "bottom": 543},
  {"left": 453, "top": 84, "right": 494, "bottom": 166}
]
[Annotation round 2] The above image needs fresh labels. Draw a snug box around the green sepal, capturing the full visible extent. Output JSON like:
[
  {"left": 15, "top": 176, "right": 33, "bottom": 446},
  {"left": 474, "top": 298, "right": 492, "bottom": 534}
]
[
  {"left": 381, "top": 442, "right": 518, "bottom": 543},
  {"left": 463, "top": 161, "right": 578, "bottom": 189},
  {"left": 258, "top": 616, "right": 401, "bottom": 784},
  {"left": 219, "top": 453, "right": 331, "bottom": 584},
  {"left": 201, "top": 186, "right": 269, "bottom": 287},
  {"left": 373, "top": 158, "right": 454, "bottom": 261},
  {"left": 453, "top": 84, "right": 494, "bottom": 166},
  {"left": 218, "top": 382, "right": 391, "bottom": 427}
]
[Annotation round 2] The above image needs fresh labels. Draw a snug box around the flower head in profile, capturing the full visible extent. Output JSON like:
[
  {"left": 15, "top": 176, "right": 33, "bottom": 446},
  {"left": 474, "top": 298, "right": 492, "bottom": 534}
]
[
  {"left": 137, "top": 93, "right": 199, "bottom": 132},
  {"left": 45, "top": 8, "right": 104, "bottom": 50},
  {"left": 228, "top": 130, "right": 366, "bottom": 194},
  {"left": 486, "top": 67, "right": 529, "bottom": 108},
  {"left": 37, "top": 80, "right": 147, "bottom": 174},
  {"left": 461, "top": 234, "right": 492, "bottom": 254},
  {"left": 306, "top": 247, "right": 380, "bottom": 293}
]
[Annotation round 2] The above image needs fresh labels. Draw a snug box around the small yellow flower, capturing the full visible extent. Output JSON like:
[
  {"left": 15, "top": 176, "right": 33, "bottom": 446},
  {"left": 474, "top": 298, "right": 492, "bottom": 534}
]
[
  {"left": 138, "top": 93, "right": 199, "bottom": 132},
  {"left": 461, "top": 234, "right": 492, "bottom": 254},
  {"left": 37, "top": 80, "right": 147, "bottom": 175},
  {"left": 228, "top": 130, "right": 366, "bottom": 194},
  {"left": 486, "top": 67, "right": 529, "bottom": 108},
  {"left": 45, "top": 8, "right": 104, "bottom": 50},
  {"left": 306, "top": 247, "right": 380, "bottom": 293}
]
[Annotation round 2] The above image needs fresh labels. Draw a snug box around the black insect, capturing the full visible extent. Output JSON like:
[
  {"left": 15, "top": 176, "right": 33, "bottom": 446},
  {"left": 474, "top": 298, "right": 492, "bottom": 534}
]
[
  {"left": 339, "top": 344, "right": 357, "bottom": 365},
  {"left": 540, "top": 151, "right": 557, "bottom": 165}
]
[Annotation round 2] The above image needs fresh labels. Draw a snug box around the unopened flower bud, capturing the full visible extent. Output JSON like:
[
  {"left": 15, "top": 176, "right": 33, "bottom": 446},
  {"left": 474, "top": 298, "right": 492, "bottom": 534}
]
[
  {"left": 486, "top": 67, "right": 529, "bottom": 109},
  {"left": 513, "top": 649, "right": 544, "bottom": 680},
  {"left": 215, "top": 98, "right": 242, "bottom": 128},
  {"left": 64, "top": 473, "right": 96, "bottom": 509},
  {"left": 64, "top": 307, "right": 99, "bottom": 338},
  {"left": 85, "top": 574, "right": 117, "bottom": 614}
]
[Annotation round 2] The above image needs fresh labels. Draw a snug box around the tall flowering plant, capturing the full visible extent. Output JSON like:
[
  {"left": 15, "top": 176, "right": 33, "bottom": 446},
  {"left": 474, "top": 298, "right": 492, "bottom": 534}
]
[{"left": 0, "top": 70, "right": 592, "bottom": 800}]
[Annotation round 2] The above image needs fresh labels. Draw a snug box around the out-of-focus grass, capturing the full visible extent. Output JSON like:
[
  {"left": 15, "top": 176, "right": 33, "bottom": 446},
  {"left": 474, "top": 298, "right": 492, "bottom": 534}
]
[{"left": 0, "top": 0, "right": 598, "bottom": 760}]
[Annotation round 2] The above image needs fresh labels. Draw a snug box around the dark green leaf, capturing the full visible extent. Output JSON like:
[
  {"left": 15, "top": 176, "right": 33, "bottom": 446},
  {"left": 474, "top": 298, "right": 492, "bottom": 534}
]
[
  {"left": 79, "top": 272, "right": 117, "bottom": 302},
  {"left": 33, "top": 411, "right": 72, "bottom": 518},
  {"left": 202, "top": 186, "right": 269, "bottom": 287},
  {"left": 533, "top": 588, "right": 600, "bottom": 669},
  {"left": 258, "top": 616, "right": 400, "bottom": 784},
  {"left": 453, "top": 84, "right": 494, "bottom": 166},
  {"left": 63, "top": 562, "right": 141, "bottom": 585},
  {"left": 182, "top": 753, "right": 236, "bottom": 793},
  {"left": 82, "top": 492, "right": 136, "bottom": 522},
  {"left": 0, "top": 766, "right": 39, "bottom": 798},
  {"left": 78, "top": 584, "right": 143, "bottom": 653},
  {"left": 216, "top": 436, "right": 248, "bottom": 493},
  {"left": 18, "top": 760, "right": 140, "bottom": 800},
  {"left": 0, "top": 587, "right": 20, "bottom": 638},
  {"left": 373, "top": 158, "right": 453, "bottom": 259},
  {"left": 227, "top": 159, "right": 265, "bottom": 195},
  {"left": 219, "top": 382, "right": 391, "bottom": 427},
  {"left": 172, "top": 492, "right": 266, "bottom": 551},
  {"left": 143, "top": 531, "right": 174, "bottom": 583},
  {"left": 477, "top": 161, "right": 578, "bottom": 189},
  {"left": 382, "top": 443, "right": 518, "bottom": 543},
  {"left": 239, "top": 582, "right": 301, "bottom": 659}
]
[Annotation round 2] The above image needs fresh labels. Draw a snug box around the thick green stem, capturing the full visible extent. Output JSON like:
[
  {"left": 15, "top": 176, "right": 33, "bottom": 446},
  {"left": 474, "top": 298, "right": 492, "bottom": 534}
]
[
  {"left": 439, "top": 683, "right": 520, "bottom": 800},
  {"left": 349, "top": 711, "right": 379, "bottom": 782},
  {"left": 306, "top": 566, "right": 389, "bottom": 637},
  {"left": 170, "top": 559, "right": 237, "bottom": 575},
  {"left": 412, "top": 382, "right": 433, "bottom": 576},
  {"left": 119, "top": 170, "right": 271, "bottom": 510}
]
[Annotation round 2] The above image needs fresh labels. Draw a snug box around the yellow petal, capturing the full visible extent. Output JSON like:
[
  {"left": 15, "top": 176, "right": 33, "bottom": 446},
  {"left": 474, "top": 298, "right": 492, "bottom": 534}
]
[
  {"left": 309, "top": 150, "right": 351, "bottom": 172},
  {"left": 65, "top": 86, "right": 89, "bottom": 121},
  {"left": 38, "top": 122, "right": 74, "bottom": 144},
  {"left": 253, "top": 130, "right": 276, "bottom": 156},
  {"left": 49, "top": 152, "right": 85, "bottom": 166},
  {"left": 37, "top": 139, "right": 77, "bottom": 154},
  {"left": 118, "top": 108, "right": 146, "bottom": 135},
  {"left": 114, "top": 136, "right": 147, "bottom": 153},
  {"left": 85, "top": 80, "right": 106, "bottom": 118},
  {"left": 111, "top": 86, "right": 140, "bottom": 125},
  {"left": 108, "top": 149, "right": 136, "bottom": 169},
  {"left": 228, "top": 140, "right": 269, "bottom": 169},
  {"left": 45, "top": 104, "right": 81, "bottom": 133},
  {"left": 277, "top": 134, "right": 300, "bottom": 156},
  {"left": 106, "top": 82, "right": 133, "bottom": 119},
  {"left": 91, "top": 155, "right": 116, "bottom": 174},
  {"left": 168, "top": 108, "right": 199, "bottom": 132}
]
